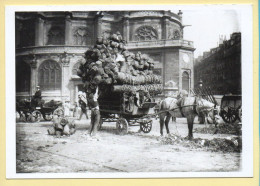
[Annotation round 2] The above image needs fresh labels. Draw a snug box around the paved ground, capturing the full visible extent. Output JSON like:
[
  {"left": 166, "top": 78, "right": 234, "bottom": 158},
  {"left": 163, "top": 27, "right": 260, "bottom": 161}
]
[{"left": 16, "top": 117, "right": 241, "bottom": 173}]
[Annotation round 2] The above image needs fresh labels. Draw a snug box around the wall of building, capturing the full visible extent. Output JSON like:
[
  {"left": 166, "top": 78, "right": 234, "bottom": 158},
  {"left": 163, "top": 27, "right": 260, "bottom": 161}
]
[
  {"left": 194, "top": 32, "right": 241, "bottom": 95},
  {"left": 15, "top": 11, "right": 195, "bottom": 103}
]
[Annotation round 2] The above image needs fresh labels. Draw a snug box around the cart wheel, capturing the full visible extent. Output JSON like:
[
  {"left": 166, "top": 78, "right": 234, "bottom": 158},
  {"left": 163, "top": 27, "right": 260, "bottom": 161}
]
[
  {"left": 116, "top": 118, "right": 128, "bottom": 135},
  {"left": 53, "top": 108, "right": 64, "bottom": 118},
  {"left": 140, "top": 120, "right": 153, "bottom": 133},
  {"left": 43, "top": 113, "right": 53, "bottom": 121},
  {"left": 221, "top": 107, "right": 238, "bottom": 123},
  {"left": 29, "top": 110, "right": 42, "bottom": 122}
]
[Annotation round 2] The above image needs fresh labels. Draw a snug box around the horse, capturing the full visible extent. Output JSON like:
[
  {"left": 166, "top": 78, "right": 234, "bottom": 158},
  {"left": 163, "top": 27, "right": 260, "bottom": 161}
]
[{"left": 159, "top": 96, "right": 219, "bottom": 139}]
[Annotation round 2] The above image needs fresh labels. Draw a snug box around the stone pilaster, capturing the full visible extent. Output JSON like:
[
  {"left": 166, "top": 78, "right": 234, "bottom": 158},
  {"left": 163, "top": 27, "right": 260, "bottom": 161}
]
[
  {"left": 94, "top": 12, "right": 104, "bottom": 40},
  {"left": 162, "top": 16, "right": 167, "bottom": 40},
  {"left": 35, "top": 17, "right": 44, "bottom": 46},
  {"left": 123, "top": 18, "right": 129, "bottom": 42},
  {"left": 65, "top": 15, "right": 72, "bottom": 45},
  {"left": 60, "top": 52, "right": 70, "bottom": 101},
  {"left": 27, "top": 54, "right": 38, "bottom": 96}
]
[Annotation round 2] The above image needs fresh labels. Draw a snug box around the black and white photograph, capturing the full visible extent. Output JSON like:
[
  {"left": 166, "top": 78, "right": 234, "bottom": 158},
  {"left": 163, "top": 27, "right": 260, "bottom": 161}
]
[{"left": 6, "top": 5, "right": 253, "bottom": 178}]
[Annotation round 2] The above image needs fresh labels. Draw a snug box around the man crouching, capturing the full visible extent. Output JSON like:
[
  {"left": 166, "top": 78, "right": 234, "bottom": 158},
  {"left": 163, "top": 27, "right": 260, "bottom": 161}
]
[{"left": 48, "top": 117, "right": 76, "bottom": 137}]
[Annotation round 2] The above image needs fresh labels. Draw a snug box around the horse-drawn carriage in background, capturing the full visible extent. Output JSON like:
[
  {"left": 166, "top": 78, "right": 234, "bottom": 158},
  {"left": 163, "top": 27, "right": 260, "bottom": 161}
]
[
  {"left": 98, "top": 85, "right": 159, "bottom": 135},
  {"left": 16, "top": 98, "right": 64, "bottom": 122},
  {"left": 192, "top": 87, "right": 242, "bottom": 124},
  {"left": 220, "top": 95, "right": 242, "bottom": 123}
]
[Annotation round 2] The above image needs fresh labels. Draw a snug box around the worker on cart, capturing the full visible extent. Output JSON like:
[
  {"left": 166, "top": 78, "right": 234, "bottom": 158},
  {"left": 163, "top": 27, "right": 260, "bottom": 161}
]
[{"left": 86, "top": 86, "right": 100, "bottom": 138}]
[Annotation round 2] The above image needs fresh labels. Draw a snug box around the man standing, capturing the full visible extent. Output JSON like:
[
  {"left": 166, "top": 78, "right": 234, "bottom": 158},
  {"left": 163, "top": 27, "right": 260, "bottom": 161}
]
[
  {"left": 33, "top": 86, "right": 42, "bottom": 107},
  {"left": 86, "top": 87, "right": 100, "bottom": 137},
  {"left": 78, "top": 94, "right": 89, "bottom": 120}
]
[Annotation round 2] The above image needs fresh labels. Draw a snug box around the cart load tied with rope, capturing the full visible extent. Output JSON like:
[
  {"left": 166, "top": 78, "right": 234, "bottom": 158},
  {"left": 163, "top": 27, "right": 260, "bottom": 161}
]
[{"left": 77, "top": 31, "right": 163, "bottom": 134}]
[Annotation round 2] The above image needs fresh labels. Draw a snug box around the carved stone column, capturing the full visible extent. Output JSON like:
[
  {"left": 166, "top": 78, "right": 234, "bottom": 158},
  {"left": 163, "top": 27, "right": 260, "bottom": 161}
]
[
  {"left": 123, "top": 17, "right": 129, "bottom": 42},
  {"left": 65, "top": 15, "right": 72, "bottom": 45},
  {"left": 162, "top": 16, "right": 167, "bottom": 40},
  {"left": 61, "top": 52, "right": 70, "bottom": 101},
  {"left": 35, "top": 17, "right": 44, "bottom": 46},
  {"left": 95, "top": 12, "right": 104, "bottom": 40},
  {"left": 24, "top": 54, "right": 38, "bottom": 96}
]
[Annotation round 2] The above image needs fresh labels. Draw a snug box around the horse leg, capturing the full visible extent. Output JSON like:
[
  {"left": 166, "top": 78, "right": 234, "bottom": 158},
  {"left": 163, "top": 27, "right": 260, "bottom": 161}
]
[
  {"left": 165, "top": 114, "right": 171, "bottom": 135},
  {"left": 204, "top": 113, "right": 208, "bottom": 128},
  {"left": 159, "top": 114, "right": 165, "bottom": 136},
  {"left": 187, "top": 114, "right": 195, "bottom": 140}
]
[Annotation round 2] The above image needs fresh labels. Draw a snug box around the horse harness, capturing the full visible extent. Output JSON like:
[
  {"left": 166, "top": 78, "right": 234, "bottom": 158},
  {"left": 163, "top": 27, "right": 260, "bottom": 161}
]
[{"left": 178, "top": 97, "right": 198, "bottom": 117}]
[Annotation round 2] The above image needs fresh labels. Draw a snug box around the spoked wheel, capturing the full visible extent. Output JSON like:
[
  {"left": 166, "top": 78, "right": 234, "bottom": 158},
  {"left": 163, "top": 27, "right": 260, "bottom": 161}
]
[
  {"left": 116, "top": 118, "right": 128, "bottom": 135},
  {"left": 140, "top": 119, "right": 153, "bottom": 133},
  {"left": 53, "top": 108, "right": 64, "bottom": 118},
  {"left": 43, "top": 112, "right": 53, "bottom": 121},
  {"left": 28, "top": 110, "right": 42, "bottom": 122},
  {"left": 221, "top": 107, "right": 238, "bottom": 123}
]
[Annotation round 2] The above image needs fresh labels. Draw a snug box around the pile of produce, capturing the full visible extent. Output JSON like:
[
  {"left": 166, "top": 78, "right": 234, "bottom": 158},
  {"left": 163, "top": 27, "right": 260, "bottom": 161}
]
[
  {"left": 160, "top": 134, "right": 242, "bottom": 153},
  {"left": 194, "top": 123, "right": 242, "bottom": 136},
  {"left": 77, "top": 32, "right": 163, "bottom": 95}
]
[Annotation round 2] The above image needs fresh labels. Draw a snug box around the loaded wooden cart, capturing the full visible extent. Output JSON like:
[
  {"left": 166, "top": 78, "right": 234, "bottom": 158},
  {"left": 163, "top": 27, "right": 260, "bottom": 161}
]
[{"left": 77, "top": 32, "right": 163, "bottom": 134}]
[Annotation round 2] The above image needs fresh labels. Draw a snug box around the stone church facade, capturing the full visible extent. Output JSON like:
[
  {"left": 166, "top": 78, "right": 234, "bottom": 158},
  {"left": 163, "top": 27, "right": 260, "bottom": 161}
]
[{"left": 15, "top": 11, "right": 195, "bottom": 103}]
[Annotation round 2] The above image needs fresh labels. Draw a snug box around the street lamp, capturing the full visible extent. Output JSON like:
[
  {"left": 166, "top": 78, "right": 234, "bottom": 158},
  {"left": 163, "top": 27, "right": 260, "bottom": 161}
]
[{"left": 199, "top": 79, "right": 203, "bottom": 87}]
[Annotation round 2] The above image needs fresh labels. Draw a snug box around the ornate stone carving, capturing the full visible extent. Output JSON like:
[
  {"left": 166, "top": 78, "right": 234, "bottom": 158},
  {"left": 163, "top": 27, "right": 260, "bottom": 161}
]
[
  {"left": 134, "top": 26, "right": 158, "bottom": 41},
  {"left": 168, "top": 29, "right": 181, "bottom": 39},
  {"left": 23, "top": 53, "right": 38, "bottom": 68},
  {"left": 73, "top": 27, "right": 91, "bottom": 45},
  {"left": 47, "top": 26, "right": 65, "bottom": 45},
  {"left": 173, "top": 30, "right": 181, "bottom": 39},
  {"left": 61, "top": 52, "right": 70, "bottom": 67}
]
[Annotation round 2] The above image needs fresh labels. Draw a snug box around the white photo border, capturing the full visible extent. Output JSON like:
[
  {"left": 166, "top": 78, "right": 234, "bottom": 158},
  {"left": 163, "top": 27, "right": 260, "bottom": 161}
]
[{"left": 6, "top": 4, "right": 253, "bottom": 178}]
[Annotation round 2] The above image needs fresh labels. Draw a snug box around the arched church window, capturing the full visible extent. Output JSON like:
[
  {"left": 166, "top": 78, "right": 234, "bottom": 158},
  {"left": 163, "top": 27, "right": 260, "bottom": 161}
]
[
  {"left": 182, "top": 71, "right": 190, "bottom": 92},
  {"left": 16, "top": 60, "right": 31, "bottom": 92},
  {"left": 134, "top": 26, "right": 158, "bottom": 41},
  {"left": 47, "top": 26, "right": 65, "bottom": 45},
  {"left": 38, "top": 60, "right": 61, "bottom": 91}
]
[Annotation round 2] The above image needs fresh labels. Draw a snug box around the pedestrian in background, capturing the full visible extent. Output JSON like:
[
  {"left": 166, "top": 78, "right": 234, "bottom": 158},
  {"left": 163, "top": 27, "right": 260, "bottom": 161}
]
[
  {"left": 78, "top": 94, "right": 89, "bottom": 120},
  {"left": 64, "top": 99, "right": 70, "bottom": 117}
]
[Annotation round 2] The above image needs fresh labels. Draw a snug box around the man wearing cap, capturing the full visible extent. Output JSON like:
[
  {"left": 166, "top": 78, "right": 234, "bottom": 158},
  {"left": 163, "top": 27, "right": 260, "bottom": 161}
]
[
  {"left": 86, "top": 87, "right": 100, "bottom": 137},
  {"left": 33, "top": 86, "right": 42, "bottom": 107}
]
